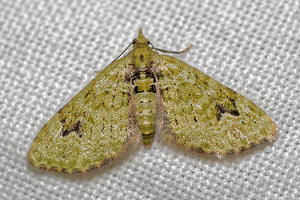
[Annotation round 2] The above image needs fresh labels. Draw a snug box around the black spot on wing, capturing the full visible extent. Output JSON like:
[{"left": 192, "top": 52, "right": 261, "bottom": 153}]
[
  {"left": 61, "top": 121, "right": 82, "bottom": 137},
  {"left": 215, "top": 103, "right": 240, "bottom": 121}
]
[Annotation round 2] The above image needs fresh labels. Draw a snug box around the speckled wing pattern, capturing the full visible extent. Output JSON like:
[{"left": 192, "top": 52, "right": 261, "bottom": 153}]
[
  {"left": 28, "top": 30, "right": 278, "bottom": 174},
  {"left": 157, "top": 55, "right": 278, "bottom": 156},
  {"left": 28, "top": 58, "right": 140, "bottom": 174}
]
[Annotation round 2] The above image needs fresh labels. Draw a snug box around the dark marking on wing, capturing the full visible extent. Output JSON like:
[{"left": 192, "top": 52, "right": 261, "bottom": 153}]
[
  {"left": 194, "top": 117, "right": 197, "bottom": 122},
  {"left": 61, "top": 121, "right": 82, "bottom": 137},
  {"left": 85, "top": 90, "right": 91, "bottom": 98},
  {"left": 215, "top": 103, "right": 240, "bottom": 121},
  {"left": 229, "top": 98, "right": 237, "bottom": 109}
]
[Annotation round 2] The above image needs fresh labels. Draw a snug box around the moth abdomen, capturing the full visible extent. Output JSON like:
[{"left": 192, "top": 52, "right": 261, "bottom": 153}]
[{"left": 133, "top": 73, "right": 157, "bottom": 145}]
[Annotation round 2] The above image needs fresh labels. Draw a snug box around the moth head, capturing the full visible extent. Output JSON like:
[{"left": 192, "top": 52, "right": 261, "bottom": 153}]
[
  {"left": 131, "top": 28, "right": 154, "bottom": 69},
  {"left": 133, "top": 28, "right": 150, "bottom": 45}
]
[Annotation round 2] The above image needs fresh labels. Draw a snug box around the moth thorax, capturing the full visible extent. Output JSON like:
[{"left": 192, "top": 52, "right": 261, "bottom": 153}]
[{"left": 132, "top": 47, "right": 152, "bottom": 69}]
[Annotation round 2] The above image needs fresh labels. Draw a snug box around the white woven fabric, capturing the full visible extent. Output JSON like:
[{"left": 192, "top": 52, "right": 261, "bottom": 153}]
[{"left": 0, "top": 0, "right": 299, "bottom": 199}]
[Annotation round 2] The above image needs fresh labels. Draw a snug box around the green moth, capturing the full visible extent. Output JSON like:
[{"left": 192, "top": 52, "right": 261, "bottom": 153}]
[{"left": 28, "top": 29, "right": 278, "bottom": 174}]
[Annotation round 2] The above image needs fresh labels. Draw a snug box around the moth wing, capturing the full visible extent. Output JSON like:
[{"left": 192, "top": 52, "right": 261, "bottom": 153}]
[
  {"left": 157, "top": 55, "right": 278, "bottom": 156},
  {"left": 28, "top": 58, "right": 140, "bottom": 174}
]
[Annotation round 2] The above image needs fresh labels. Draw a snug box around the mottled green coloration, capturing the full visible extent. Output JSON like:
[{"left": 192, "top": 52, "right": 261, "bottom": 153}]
[
  {"left": 28, "top": 29, "right": 278, "bottom": 174},
  {"left": 157, "top": 56, "right": 277, "bottom": 156},
  {"left": 28, "top": 58, "right": 141, "bottom": 174}
]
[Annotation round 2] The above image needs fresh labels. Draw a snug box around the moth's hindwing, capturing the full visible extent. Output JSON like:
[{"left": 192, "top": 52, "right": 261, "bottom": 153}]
[
  {"left": 157, "top": 55, "right": 278, "bottom": 156},
  {"left": 28, "top": 58, "right": 140, "bottom": 174}
]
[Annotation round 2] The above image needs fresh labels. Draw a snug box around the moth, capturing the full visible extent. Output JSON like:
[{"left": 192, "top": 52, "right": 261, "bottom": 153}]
[{"left": 28, "top": 29, "right": 278, "bottom": 174}]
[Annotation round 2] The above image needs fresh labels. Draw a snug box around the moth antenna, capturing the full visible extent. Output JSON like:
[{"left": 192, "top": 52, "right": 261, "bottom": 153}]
[
  {"left": 148, "top": 42, "right": 158, "bottom": 53},
  {"left": 153, "top": 44, "right": 193, "bottom": 54},
  {"left": 111, "top": 42, "right": 133, "bottom": 63},
  {"left": 95, "top": 42, "right": 134, "bottom": 73}
]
